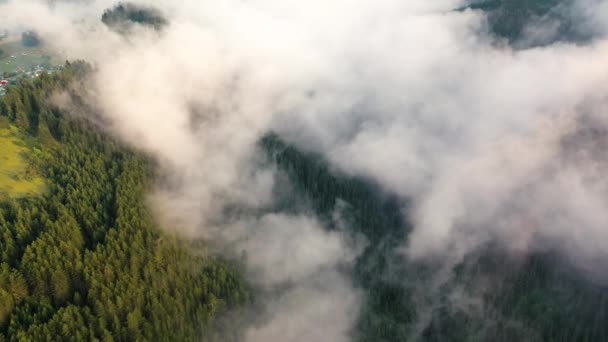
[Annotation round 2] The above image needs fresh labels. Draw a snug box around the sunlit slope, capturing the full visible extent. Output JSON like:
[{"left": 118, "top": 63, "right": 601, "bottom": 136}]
[{"left": 0, "top": 126, "right": 45, "bottom": 197}]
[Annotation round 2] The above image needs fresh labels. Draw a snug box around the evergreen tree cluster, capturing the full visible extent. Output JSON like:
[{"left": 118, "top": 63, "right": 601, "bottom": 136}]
[
  {"left": 101, "top": 2, "right": 168, "bottom": 34},
  {"left": 261, "top": 133, "right": 608, "bottom": 342},
  {"left": 0, "top": 62, "right": 248, "bottom": 341},
  {"left": 21, "top": 32, "right": 41, "bottom": 48},
  {"left": 464, "top": 0, "right": 590, "bottom": 47}
]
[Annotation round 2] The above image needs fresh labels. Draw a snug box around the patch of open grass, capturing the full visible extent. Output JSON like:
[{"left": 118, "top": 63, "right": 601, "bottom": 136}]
[{"left": 0, "top": 126, "right": 45, "bottom": 198}]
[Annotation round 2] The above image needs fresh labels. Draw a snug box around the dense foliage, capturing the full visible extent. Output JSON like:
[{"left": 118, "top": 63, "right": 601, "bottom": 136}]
[
  {"left": 101, "top": 2, "right": 168, "bottom": 33},
  {"left": 0, "top": 62, "right": 248, "bottom": 341},
  {"left": 21, "top": 31, "right": 41, "bottom": 48},
  {"left": 463, "top": 0, "right": 589, "bottom": 47},
  {"left": 261, "top": 134, "right": 414, "bottom": 341},
  {"left": 261, "top": 133, "right": 608, "bottom": 342}
]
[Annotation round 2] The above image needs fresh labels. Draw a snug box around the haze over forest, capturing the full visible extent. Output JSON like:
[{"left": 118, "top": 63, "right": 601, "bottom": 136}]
[{"left": 1, "top": 0, "right": 608, "bottom": 341}]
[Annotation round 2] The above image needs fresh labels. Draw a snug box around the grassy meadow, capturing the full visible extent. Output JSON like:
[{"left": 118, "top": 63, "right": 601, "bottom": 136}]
[{"left": 0, "top": 124, "right": 45, "bottom": 197}]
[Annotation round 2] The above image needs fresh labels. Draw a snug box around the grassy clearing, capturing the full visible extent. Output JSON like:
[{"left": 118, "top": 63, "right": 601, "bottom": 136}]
[{"left": 0, "top": 125, "right": 45, "bottom": 198}]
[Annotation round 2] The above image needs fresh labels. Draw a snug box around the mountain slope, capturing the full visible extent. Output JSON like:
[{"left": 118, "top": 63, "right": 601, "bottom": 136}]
[
  {"left": 261, "top": 133, "right": 608, "bottom": 342},
  {"left": 0, "top": 62, "right": 248, "bottom": 342}
]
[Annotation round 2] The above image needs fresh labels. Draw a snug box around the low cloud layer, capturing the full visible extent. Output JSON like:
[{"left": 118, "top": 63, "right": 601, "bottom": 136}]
[{"left": 3, "top": 0, "right": 608, "bottom": 339}]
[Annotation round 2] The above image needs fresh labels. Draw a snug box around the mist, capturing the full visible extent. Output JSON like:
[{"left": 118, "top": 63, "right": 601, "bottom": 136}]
[{"left": 3, "top": 0, "right": 608, "bottom": 340}]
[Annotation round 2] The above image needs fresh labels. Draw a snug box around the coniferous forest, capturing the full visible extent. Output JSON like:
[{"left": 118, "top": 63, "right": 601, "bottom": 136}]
[
  {"left": 261, "top": 134, "right": 608, "bottom": 342},
  {"left": 1, "top": 60, "right": 608, "bottom": 342},
  {"left": 0, "top": 62, "right": 248, "bottom": 341},
  {"left": 1, "top": 1, "right": 608, "bottom": 341}
]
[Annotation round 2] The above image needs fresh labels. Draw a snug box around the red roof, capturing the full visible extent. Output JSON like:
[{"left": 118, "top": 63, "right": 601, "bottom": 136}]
[{"left": 0, "top": 80, "right": 7, "bottom": 85}]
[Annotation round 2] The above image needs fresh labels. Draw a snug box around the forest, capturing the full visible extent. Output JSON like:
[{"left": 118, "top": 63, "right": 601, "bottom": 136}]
[
  {"left": 260, "top": 134, "right": 608, "bottom": 342},
  {"left": 0, "top": 62, "right": 248, "bottom": 341},
  {"left": 465, "top": 0, "right": 589, "bottom": 46},
  {"left": 1, "top": 60, "right": 608, "bottom": 342},
  {"left": 0, "top": 1, "right": 607, "bottom": 339},
  {"left": 101, "top": 2, "right": 168, "bottom": 34}
]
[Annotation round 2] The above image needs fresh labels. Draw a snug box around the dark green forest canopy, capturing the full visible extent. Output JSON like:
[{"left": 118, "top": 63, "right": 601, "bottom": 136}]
[
  {"left": 261, "top": 133, "right": 608, "bottom": 342},
  {"left": 462, "top": 0, "right": 591, "bottom": 47},
  {"left": 101, "top": 2, "right": 168, "bottom": 33},
  {"left": 21, "top": 32, "right": 41, "bottom": 48},
  {"left": 0, "top": 62, "right": 248, "bottom": 341}
]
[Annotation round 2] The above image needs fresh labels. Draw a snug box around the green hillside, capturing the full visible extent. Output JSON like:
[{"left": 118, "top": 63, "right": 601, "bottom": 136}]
[
  {"left": 0, "top": 126, "right": 45, "bottom": 198},
  {"left": 261, "top": 133, "right": 608, "bottom": 342},
  {"left": 0, "top": 62, "right": 248, "bottom": 342}
]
